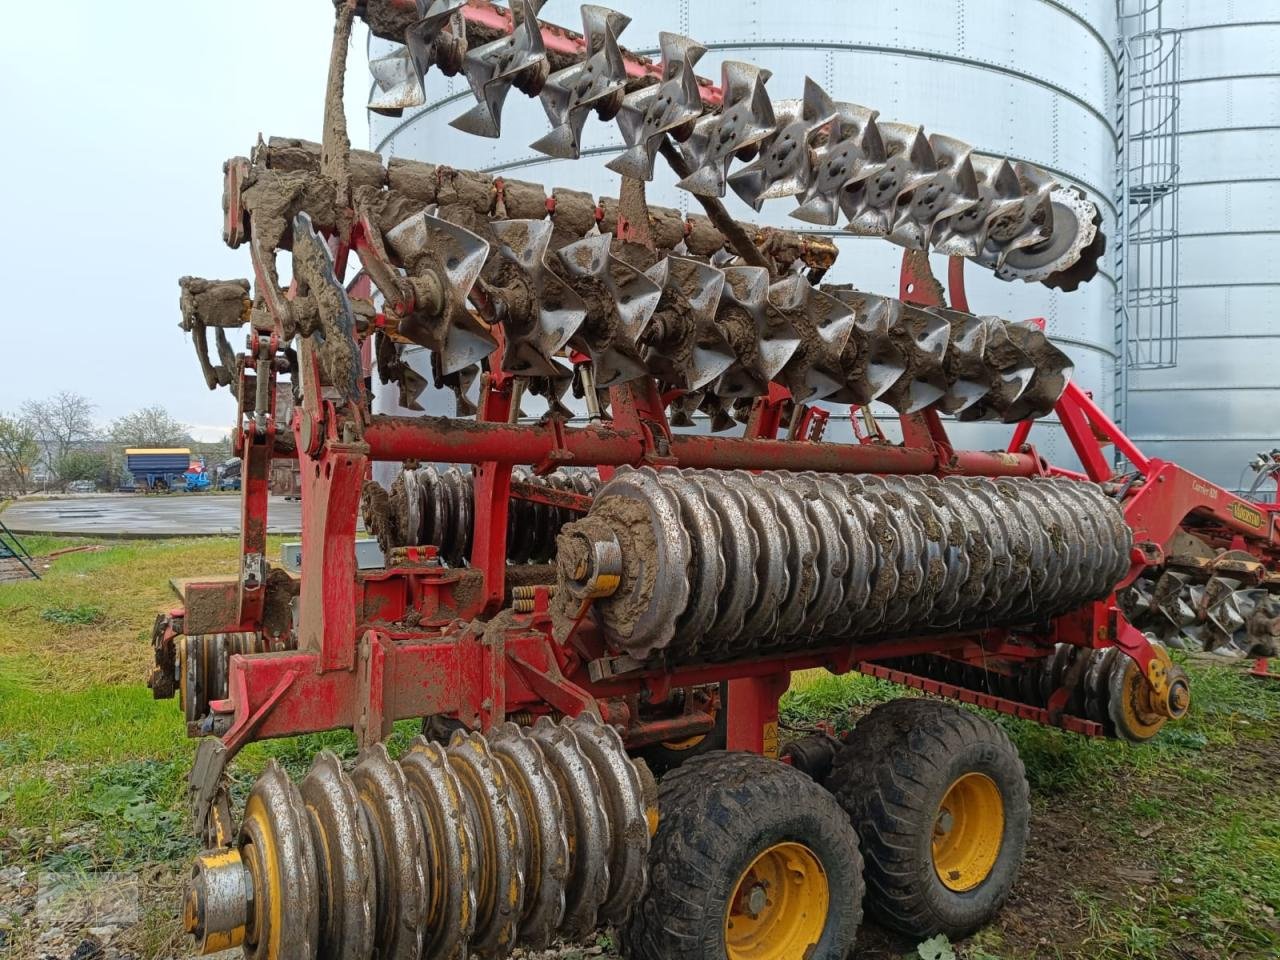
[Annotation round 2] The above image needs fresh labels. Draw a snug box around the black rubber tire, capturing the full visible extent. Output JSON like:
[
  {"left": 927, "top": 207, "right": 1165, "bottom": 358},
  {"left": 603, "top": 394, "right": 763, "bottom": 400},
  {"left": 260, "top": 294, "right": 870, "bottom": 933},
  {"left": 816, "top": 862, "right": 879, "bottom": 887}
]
[
  {"left": 622, "top": 751, "right": 864, "bottom": 960},
  {"left": 634, "top": 683, "right": 728, "bottom": 775},
  {"left": 420, "top": 714, "right": 466, "bottom": 742},
  {"left": 826, "top": 698, "right": 1030, "bottom": 940}
]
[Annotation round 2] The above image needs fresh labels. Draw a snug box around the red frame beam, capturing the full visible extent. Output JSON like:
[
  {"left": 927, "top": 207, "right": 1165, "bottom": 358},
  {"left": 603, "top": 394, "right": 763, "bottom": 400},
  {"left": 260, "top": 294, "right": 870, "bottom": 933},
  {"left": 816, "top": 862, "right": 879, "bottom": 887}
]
[{"left": 362, "top": 411, "right": 1042, "bottom": 477}]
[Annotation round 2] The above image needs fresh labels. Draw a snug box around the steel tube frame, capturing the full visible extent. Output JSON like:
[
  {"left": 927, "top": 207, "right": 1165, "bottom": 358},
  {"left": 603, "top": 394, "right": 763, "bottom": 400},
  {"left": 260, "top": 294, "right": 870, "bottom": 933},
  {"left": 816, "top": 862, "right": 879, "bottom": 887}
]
[{"left": 361, "top": 412, "right": 1042, "bottom": 477}]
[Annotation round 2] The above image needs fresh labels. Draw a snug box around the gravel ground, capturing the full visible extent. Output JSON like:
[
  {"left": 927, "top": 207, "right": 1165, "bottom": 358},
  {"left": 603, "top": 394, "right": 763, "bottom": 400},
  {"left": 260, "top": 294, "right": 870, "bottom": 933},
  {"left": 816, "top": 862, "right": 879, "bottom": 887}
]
[{"left": 0, "top": 856, "right": 623, "bottom": 960}]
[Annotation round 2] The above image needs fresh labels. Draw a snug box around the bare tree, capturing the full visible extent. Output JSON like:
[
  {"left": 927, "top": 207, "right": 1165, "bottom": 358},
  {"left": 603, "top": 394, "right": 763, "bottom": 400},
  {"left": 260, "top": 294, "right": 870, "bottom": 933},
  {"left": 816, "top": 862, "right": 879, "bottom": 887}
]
[
  {"left": 110, "top": 405, "right": 192, "bottom": 448},
  {"left": 191, "top": 432, "right": 235, "bottom": 465},
  {"left": 0, "top": 411, "right": 40, "bottom": 494},
  {"left": 21, "top": 391, "right": 99, "bottom": 483}
]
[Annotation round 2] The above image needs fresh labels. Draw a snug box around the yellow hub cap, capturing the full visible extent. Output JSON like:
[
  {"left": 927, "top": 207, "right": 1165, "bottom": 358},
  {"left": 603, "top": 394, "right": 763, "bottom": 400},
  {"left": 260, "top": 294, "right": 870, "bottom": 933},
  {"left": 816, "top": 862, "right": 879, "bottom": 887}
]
[
  {"left": 725, "top": 842, "right": 828, "bottom": 960},
  {"left": 932, "top": 773, "right": 1004, "bottom": 892}
]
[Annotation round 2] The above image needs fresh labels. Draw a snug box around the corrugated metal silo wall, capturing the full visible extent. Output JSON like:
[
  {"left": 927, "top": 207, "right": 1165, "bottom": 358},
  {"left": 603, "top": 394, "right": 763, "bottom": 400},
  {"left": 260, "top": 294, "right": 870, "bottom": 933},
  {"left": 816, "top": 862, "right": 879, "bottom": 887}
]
[
  {"left": 1125, "top": 1, "right": 1280, "bottom": 493},
  {"left": 368, "top": 0, "right": 1119, "bottom": 472}
]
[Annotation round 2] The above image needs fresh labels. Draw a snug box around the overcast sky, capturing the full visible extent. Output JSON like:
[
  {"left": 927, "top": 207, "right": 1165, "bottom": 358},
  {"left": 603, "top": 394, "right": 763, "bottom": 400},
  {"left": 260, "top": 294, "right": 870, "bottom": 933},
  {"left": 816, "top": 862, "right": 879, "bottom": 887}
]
[{"left": 0, "top": 2, "right": 370, "bottom": 440}]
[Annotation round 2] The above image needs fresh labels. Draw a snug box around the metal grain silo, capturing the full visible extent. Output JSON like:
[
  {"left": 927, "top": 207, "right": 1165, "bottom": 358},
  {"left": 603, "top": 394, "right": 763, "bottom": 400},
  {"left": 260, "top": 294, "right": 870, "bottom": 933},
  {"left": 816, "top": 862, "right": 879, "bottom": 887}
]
[
  {"left": 367, "top": 0, "right": 1119, "bottom": 469},
  {"left": 1122, "top": 1, "right": 1280, "bottom": 492}
]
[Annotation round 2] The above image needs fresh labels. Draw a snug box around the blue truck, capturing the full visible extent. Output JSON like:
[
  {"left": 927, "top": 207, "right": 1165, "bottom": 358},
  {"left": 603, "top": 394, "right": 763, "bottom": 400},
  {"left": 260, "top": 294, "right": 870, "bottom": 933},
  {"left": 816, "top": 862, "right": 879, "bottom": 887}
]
[{"left": 124, "top": 448, "right": 206, "bottom": 492}]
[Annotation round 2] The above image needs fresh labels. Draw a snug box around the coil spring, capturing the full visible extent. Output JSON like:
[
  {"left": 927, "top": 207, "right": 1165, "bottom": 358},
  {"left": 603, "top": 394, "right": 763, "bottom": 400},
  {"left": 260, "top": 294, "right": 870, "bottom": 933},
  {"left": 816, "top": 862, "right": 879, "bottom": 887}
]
[
  {"left": 512, "top": 584, "right": 557, "bottom": 613},
  {"left": 185, "top": 715, "right": 653, "bottom": 960},
  {"left": 559, "top": 467, "right": 1133, "bottom": 661},
  {"left": 375, "top": 466, "right": 600, "bottom": 565}
]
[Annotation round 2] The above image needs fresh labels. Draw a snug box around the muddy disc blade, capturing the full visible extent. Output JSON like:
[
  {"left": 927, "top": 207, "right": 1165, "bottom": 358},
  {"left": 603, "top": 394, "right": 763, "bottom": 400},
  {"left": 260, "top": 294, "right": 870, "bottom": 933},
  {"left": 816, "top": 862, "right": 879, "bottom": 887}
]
[
  {"left": 291, "top": 212, "right": 362, "bottom": 404},
  {"left": 791, "top": 100, "right": 883, "bottom": 227},
  {"left": 487, "top": 219, "right": 586, "bottom": 376},
  {"left": 607, "top": 33, "right": 706, "bottom": 180},
  {"left": 555, "top": 233, "right": 661, "bottom": 387},
  {"left": 772, "top": 275, "right": 856, "bottom": 402},
  {"left": 386, "top": 210, "right": 495, "bottom": 374},
  {"left": 953, "top": 318, "right": 1035, "bottom": 422},
  {"left": 728, "top": 78, "right": 835, "bottom": 211},
  {"left": 642, "top": 256, "right": 733, "bottom": 391},
  {"left": 678, "top": 61, "right": 776, "bottom": 198},
  {"left": 933, "top": 308, "right": 992, "bottom": 415},
  {"left": 997, "top": 186, "right": 1101, "bottom": 284},
  {"left": 998, "top": 322, "right": 1072, "bottom": 422},
  {"left": 877, "top": 301, "right": 951, "bottom": 412},
  {"left": 451, "top": 0, "right": 550, "bottom": 137},
  {"left": 368, "top": 0, "right": 466, "bottom": 116},
  {"left": 712, "top": 265, "right": 800, "bottom": 398},
  {"left": 824, "top": 288, "right": 908, "bottom": 406},
  {"left": 532, "top": 5, "right": 630, "bottom": 159}
]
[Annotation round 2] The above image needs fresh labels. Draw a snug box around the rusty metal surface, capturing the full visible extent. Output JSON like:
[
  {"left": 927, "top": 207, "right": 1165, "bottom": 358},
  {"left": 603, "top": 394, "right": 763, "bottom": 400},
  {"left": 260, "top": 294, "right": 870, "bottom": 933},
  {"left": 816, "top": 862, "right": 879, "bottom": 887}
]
[{"left": 857, "top": 661, "right": 1106, "bottom": 738}]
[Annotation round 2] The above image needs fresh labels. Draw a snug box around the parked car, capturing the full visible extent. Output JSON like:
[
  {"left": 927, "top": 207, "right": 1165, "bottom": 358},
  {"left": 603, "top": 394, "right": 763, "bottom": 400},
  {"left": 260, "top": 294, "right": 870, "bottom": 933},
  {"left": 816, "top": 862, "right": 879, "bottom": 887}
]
[{"left": 67, "top": 480, "right": 97, "bottom": 493}]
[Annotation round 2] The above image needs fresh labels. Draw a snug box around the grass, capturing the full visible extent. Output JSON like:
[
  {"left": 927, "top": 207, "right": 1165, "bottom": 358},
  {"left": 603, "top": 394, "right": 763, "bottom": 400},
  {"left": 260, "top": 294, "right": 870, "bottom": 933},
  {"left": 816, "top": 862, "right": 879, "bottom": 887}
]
[
  {"left": 0, "top": 533, "right": 426, "bottom": 881},
  {"left": 2, "top": 537, "right": 1279, "bottom": 958},
  {"left": 0, "top": 536, "right": 294, "bottom": 867}
]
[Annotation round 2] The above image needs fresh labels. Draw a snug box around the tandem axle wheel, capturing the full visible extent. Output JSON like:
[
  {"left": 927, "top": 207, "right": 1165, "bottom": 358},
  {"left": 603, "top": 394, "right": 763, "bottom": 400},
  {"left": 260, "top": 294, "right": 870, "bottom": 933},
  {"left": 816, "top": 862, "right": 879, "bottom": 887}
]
[{"left": 827, "top": 698, "right": 1031, "bottom": 941}]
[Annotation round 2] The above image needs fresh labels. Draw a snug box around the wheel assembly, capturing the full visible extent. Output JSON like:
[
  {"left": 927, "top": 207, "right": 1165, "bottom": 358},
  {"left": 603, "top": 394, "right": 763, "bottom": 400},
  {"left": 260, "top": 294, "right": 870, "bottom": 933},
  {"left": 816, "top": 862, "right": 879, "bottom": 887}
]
[
  {"left": 930, "top": 773, "right": 1005, "bottom": 893},
  {"left": 724, "top": 842, "right": 829, "bottom": 959},
  {"left": 826, "top": 699, "right": 1030, "bottom": 939},
  {"left": 623, "top": 752, "right": 864, "bottom": 960}
]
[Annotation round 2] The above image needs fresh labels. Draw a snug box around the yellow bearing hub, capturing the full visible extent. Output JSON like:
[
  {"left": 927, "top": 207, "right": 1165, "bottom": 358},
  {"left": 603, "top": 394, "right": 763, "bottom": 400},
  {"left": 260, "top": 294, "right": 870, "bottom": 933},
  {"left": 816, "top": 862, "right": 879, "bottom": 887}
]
[
  {"left": 725, "top": 842, "right": 828, "bottom": 960},
  {"left": 932, "top": 773, "right": 1004, "bottom": 893}
]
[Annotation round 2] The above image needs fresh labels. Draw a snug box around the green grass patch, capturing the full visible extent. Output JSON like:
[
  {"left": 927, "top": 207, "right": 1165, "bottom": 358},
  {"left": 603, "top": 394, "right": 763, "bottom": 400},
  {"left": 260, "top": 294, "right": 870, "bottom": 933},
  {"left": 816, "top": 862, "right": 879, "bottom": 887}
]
[
  {"left": 1, "top": 532, "right": 82, "bottom": 556},
  {"left": 0, "top": 534, "right": 289, "bottom": 690},
  {"left": 40, "top": 603, "right": 107, "bottom": 625},
  {"left": 781, "top": 668, "right": 900, "bottom": 735}
]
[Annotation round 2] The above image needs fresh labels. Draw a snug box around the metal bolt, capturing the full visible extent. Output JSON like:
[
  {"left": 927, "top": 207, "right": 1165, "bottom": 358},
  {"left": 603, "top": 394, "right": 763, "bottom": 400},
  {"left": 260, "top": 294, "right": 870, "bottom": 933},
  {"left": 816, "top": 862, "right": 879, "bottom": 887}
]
[{"left": 935, "top": 808, "right": 954, "bottom": 836}]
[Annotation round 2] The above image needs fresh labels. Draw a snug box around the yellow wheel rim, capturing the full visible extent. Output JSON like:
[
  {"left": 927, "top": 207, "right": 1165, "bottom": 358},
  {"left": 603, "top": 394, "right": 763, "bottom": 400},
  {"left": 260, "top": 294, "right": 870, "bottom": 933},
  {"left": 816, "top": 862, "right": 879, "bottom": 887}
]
[
  {"left": 660, "top": 731, "right": 708, "bottom": 752},
  {"left": 725, "top": 842, "right": 828, "bottom": 960},
  {"left": 932, "top": 772, "right": 1004, "bottom": 892},
  {"left": 661, "top": 687, "right": 721, "bottom": 751}
]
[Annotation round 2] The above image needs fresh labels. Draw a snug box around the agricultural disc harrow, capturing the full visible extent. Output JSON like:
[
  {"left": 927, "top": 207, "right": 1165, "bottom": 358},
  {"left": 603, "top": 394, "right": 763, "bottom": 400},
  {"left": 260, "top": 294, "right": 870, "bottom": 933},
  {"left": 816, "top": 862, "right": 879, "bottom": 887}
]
[{"left": 156, "top": 3, "right": 1280, "bottom": 959}]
